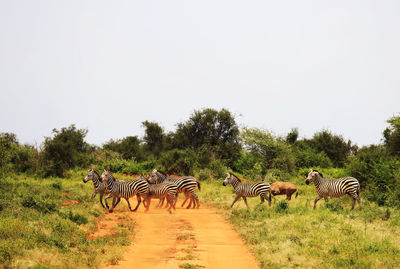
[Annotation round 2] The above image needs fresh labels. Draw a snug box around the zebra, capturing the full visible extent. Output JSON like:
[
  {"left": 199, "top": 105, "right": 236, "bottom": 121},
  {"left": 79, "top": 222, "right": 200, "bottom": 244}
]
[
  {"left": 305, "top": 169, "right": 361, "bottom": 210},
  {"left": 148, "top": 169, "right": 201, "bottom": 209},
  {"left": 223, "top": 172, "right": 271, "bottom": 208},
  {"left": 83, "top": 169, "right": 121, "bottom": 209},
  {"left": 102, "top": 169, "right": 149, "bottom": 213},
  {"left": 143, "top": 180, "right": 179, "bottom": 211}
]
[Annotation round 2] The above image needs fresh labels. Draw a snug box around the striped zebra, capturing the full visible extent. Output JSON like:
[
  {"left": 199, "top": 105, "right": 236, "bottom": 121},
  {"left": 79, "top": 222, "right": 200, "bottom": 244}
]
[
  {"left": 102, "top": 169, "right": 149, "bottom": 213},
  {"left": 223, "top": 172, "right": 271, "bottom": 208},
  {"left": 83, "top": 169, "right": 121, "bottom": 209},
  {"left": 305, "top": 169, "right": 361, "bottom": 210},
  {"left": 143, "top": 180, "right": 178, "bottom": 211},
  {"left": 148, "top": 169, "right": 201, "bottom": 209}
]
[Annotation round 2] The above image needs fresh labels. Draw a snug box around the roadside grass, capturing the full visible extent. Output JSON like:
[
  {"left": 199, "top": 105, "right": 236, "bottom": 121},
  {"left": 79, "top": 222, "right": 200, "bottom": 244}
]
[
  {"left": 198, "top": 176, "right": 400, "bottom": 268},
  {"left": 0, "top": 171, "right": 135, "bottom": 268}
]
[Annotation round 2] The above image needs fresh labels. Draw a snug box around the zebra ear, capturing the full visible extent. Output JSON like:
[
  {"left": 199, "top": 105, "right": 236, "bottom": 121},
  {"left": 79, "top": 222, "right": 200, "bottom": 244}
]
[
  {"left": 226, "top": 172, "right": 230, "bottom": 176},
  {"left": 310, "top": 169, "right": 313, "bottom": 173},
  {"left": 103, "top": 168, "right": 106, "bottom": 172}
]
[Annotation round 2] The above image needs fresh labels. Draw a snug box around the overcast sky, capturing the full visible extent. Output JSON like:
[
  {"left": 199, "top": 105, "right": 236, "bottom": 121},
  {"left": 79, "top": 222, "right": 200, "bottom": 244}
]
[{"left": 1, "top": 1, "right": 399, "bottom": 147}]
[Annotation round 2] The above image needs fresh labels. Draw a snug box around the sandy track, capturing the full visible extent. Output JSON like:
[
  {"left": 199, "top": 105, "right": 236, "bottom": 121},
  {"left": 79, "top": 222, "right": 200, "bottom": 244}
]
[{"left": 102, "top": 200, "right": 258, "bottom": 269}]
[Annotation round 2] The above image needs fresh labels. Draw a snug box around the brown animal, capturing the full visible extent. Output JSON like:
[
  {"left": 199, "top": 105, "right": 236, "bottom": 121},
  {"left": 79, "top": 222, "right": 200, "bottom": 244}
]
[{"left": 270, "top": 181, "right": 298, "bottom": 200}]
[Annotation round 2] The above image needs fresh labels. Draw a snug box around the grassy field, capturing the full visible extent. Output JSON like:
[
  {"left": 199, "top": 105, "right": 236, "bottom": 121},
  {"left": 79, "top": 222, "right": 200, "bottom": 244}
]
[
  {"left": 1, "top": 170, "right": 400, "bottom": 268},
  {"left": 198, "top": 174, "right": 400, "bottom": 269},
  {"left": 0, "top": 171, "right": 136, "bottom": 269}
]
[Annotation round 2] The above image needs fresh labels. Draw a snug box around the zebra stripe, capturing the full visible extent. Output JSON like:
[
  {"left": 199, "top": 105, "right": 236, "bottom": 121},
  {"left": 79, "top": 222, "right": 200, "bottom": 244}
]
[
  {"left": 148, "top": 169, "right": 200, "bottom": 209},
  {"left": 145, "top": 182, "right": 178, "bottom": 211},
  {"left": 305, "top": 169, "right": 361, "bottom": 210},
  {"left": 223, "top": 172, "right": 271, "bottom": 208},
  {"left": 83, "top": 169, "right": 110, "bottom": 209},
  {"left": 102, "top": 170, "right": 149, "bottom": 213}
]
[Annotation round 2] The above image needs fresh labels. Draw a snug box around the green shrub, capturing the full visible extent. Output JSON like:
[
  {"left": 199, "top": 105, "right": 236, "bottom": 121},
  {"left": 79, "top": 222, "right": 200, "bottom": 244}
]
[
  {"left": 275, "top": 200, "right": 289, "bottom": 213},
  {"left": 158, "top": 149, "right": 199, "bottom": 175},
  {"left": 346, "top": 145, "right": 400, "bottom": 206},
  {"left": 325, "top": 200, "right": 343, "bottom": 212}
]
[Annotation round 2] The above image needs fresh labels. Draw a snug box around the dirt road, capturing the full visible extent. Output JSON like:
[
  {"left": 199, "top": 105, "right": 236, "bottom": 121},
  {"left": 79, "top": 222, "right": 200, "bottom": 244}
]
[{"left": 102, "top": 200, "right": 258, "bottom": 269}]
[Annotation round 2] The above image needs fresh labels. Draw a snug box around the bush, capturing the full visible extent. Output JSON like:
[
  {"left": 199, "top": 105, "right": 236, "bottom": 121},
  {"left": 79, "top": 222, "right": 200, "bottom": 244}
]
[
  {"left": 346, "top": 145, "right": 400, "bottom": 206},
  {"left": 325, "top": 200, "right": 343, "bottom": 212},
  {"left": 158, "top": 149, "right": 199, "bottom": 175},
  {"left": 275, "top": 200, "right": 289, "bottom": 213},
  {"left": 103, "top": 158, "right": 155, "bottom": 174}
]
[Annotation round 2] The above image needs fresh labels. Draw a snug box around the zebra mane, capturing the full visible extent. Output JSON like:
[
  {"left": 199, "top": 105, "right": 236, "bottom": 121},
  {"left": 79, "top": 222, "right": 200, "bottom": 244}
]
[
  {"left": 92, "top": 170, "right": 102, "bottom": 181},
  {"left": 230, "top": 172, "right": 242, "bottom": 182},
  {"left": 312, "top": 169, "right": 324, "bottom": 178}
]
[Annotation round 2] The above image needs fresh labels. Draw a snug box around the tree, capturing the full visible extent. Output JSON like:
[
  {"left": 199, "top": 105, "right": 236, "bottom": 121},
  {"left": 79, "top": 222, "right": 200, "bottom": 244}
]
[
  {"left": 383, "top": 114, "right": 400, "bottom": 157},
  {"left": 240, "top": 127, "right": 295, "bottom": 174},
  {"left": 142, "top": 121, "right": 165, "bottom": 157},
  {"left": 286, "top": 128, "right": 299, "bottom": 144},
  {"left": 173, "top": 108, "right": 241, "bottom": 166},
  {"left": 103, "top": 136, "right": 143, "bottom": 161},
  {"left": 41, "top": 125, "right": 89, "bottom": 177},
  {"left": 309, "top": 130, "right": 352, "bottom": 167}
]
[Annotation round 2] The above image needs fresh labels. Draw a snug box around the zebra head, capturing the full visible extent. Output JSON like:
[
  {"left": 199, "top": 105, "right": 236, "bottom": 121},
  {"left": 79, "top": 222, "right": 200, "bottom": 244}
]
[
  {"left": 101, "top": 169, "right": 114, "bottom": 183},
  {"left": 223, "top": 172, "right": 239, "bottom": 186},
  {"left": 83, "top": 169, "right": 100, "bottom": 183},
  {"left": 148, "top": 169, "right": 163, "bottom": 184},
  {"left": 305, "top": 169, "right": 323, "bottom": 185}
]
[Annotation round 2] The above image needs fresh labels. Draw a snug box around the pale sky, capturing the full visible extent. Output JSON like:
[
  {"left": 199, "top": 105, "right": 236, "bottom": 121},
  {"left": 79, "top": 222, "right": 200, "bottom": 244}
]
[{"left": 1, "top": 1, "right": 399, "bottom": 147}]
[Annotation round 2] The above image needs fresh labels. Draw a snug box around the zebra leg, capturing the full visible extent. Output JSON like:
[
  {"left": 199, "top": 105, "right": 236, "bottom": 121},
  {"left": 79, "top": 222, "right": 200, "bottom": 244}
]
[
  {"left": 91, "top": 192, "right": 96, "bottom": 200},
  {"left": 104, "top": 194, "right": 113, "bottom": 212},
  {"left": 99, "top": 193, "right": 106, "bottom": 209},
  {"left": 193, "top": 192, "right": 200, "bottom": 208},
  {"left": 157, "top": 198, "right": 163, "bottom": 208},
  {"left": 313, "top": 196, "right": 323, "bottom": 209},
  {"left": 259, "top": 195, "right": 265, "bottom": 204},
  {"left": 231, "top": 195, "right": 241, "bottom": 208},
  {"left": 145, "top": 198, "right": 151, "bottom": 212},
  {"left": 181, "top": 192, "right": 190, "bottom": 207},
  {"left": 357, "top": 196, "right": 361, "bottom": 209},
  {"left": 114, "top": 197, "right": 121, "bottom": 208},
  {"left": 132, "top": 194, "right": 142, "bottom": 212},
  {"left": 242, "top": 197, "right": 250, "bottom": 209},
  {"left": 324, "top": 197, "right": 328, "bottom": 202}
]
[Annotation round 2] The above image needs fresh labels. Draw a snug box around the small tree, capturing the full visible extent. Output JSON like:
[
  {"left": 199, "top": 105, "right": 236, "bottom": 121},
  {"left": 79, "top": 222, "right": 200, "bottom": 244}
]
[
  {"left": 103, "top": 136, "right": 143, "bottom": 161},
  {"left": 41, "top": 125, "right": 89, "bottom": 177},
  {"left": 383, "top": 114, "right": 400, "bottom": 157}
]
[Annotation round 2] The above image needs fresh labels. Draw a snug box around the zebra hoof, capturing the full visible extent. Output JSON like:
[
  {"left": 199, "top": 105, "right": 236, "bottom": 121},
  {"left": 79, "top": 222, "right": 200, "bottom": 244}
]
[{"left": 108, "top": 210, "right": 113, "bottom": 213}]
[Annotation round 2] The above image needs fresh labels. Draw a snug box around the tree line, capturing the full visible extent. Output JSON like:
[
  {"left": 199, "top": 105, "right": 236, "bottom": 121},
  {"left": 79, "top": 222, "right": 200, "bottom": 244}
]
[{"left": 1, "top": 108, "right": 400, "bottom": 207}]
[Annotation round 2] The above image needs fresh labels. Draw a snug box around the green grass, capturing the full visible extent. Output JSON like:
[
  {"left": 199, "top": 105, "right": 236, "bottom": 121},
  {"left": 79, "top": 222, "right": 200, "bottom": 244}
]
[
  {"left": 0, "top": 171, "right": 135, "bottom": 268},
  {"left": 198, "top": 175, "right": 400, "bottom": 269}
]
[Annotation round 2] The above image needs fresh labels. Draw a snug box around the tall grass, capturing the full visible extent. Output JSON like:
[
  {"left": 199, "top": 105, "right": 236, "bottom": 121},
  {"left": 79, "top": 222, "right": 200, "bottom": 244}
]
[
  {"left": 0, "top": 171, "right": 135, "bottom": 268},
  {"left": 198, "top": 175, "right": 400, "bottom": 268}
]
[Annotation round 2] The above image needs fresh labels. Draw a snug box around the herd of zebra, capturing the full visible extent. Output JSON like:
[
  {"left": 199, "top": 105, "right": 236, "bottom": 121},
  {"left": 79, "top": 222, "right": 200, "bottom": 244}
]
[{"left": 83, "top": 168, "right": 362, "bottom": 212}]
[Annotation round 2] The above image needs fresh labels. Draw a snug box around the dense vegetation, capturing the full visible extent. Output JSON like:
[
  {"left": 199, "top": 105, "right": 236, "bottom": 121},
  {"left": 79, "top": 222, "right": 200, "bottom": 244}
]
[{"left": 1, "top": 108, "right": 399, "bottom": 206}]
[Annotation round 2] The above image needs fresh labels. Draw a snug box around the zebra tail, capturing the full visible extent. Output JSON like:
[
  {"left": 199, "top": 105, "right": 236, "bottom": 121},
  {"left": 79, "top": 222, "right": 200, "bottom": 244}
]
[{"left": 197, "top": 180, "right": 201, "bottom": 191}]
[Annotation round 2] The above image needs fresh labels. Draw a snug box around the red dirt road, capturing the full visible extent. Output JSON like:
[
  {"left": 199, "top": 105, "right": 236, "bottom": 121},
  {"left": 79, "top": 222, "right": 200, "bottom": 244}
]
[{"left": 103, "top": 201, "right": 258, "bottom": 269}]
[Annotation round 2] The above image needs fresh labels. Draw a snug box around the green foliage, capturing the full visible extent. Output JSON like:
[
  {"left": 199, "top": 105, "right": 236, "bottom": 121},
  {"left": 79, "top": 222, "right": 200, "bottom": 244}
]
[
  {"left": 383, "top": 113, "right": 400, "bottom": 156},
  {"left": 240, "top": 128, "right": 296, "bottom": 174},
  {"left": 0, "top": 133, "right": 39, "bottom": 175},
  {"left": 174, "top": 108, "right": 241, "bottom": 167},
  {"left": 142, "top": 121, "right": 165, "bottom": 157},
  {"left": 103, "top": 158, "right": 155, "bottom": 175},
  {"left": 275, "top": 200, "right": 289, "bottom": 213},
  {"left": 158, "top": 149, "right": 199, "bottom": 175},
  {"left": 41, "top": 125, "right": 90, "bottom": 177},
  {"left": 103, "top": 136, "right": 143, "bottom": 161},
  {"left": 285, "top": 128, "right": 299, "bottom": 144},
  {"left": 346, "top": 145, "right": 400, "bottom": 206},
  {"left": 325, "top": 200, "right": 343, "bottom": 212},
  {"left": 308, "top": 130, "right": 353, "bottom": 167},
  {"left": 292, "top": 141, "right": 333, "bottom": 168}
]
